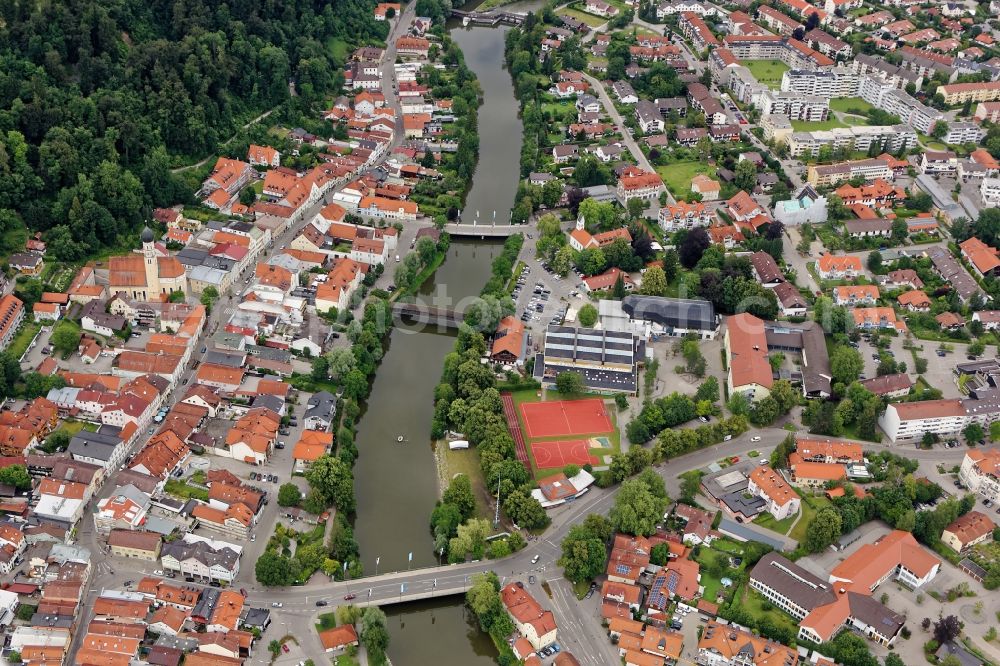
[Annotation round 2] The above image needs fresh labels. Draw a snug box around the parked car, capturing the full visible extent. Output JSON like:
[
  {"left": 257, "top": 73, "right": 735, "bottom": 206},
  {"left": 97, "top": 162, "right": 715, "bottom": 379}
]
[
  {"left": 272, "top": 602, "right": 283, "bottom": 607},
  {"left": 750, "top": 436, "right": 761, "bottom": 442}
]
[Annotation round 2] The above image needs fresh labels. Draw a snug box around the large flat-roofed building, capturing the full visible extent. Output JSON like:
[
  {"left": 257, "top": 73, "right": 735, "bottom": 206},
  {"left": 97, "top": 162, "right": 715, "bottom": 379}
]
[
  {"left": 879, "top": 395, "right": 1000, "bottom": 442},
  {"left": 807, "top": 158, "right": 893, "bottom": 187},
  {"left": 781, "top": 67, "right": 859, "bottom": 98},
  {"left": 724, "top": 313, "right": 772, "bottom": 402},
  {"left": 598, "top": 295, "right": 719, "bottom": 340},
  {"left": 788, "top": 125, "right": 916, "bottom": 158},
  {"left": 533, "top": 325, "right": 643, "bottom": 395}
]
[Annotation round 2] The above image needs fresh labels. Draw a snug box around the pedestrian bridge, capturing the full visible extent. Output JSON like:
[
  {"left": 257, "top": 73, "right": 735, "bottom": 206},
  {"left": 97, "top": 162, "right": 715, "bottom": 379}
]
[
  {"left": 391, "top": 302, "right": 465, "bottom": 329},
  {"left": 446, "top": 223, "right": 525, "bottom": 238},
  {"left": 451, "top": 9, "right": 527, "bottom": 26}
]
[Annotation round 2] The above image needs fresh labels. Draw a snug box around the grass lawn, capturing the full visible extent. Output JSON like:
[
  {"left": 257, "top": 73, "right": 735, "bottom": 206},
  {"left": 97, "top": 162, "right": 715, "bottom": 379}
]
[
  {"left": 164, "top": 479, "right": 210, "bottom": 502},
  {"left": 744, "top": 59, "right": 790, "bottom": 87},
  {"left": 439, "top": 443, "right": 491, "bottom": 520},
  {"left": 326, "top": 37, "right": 350, "bottom": 62},
  {"left": 316, "top": 612, "right": 338, "bottom": 631},
  {"left": 755, "top": 509, "right": 798, "bottom": 535},
  {"left": 788, "top": 494, "right": 832, "bottom": 544},
  {"left": 335, "top": 656, "right": 361, "bottom": 666},
  {"left": 656, "top": 162, "right": 717, "bottom": 198},
  {"left": 734, "top": 583, "right": 800, "bottom": 636},
  {"left": 558, "top": 7, "right": 608, "bottom": 27},
  {"left": 829, "top": 97, "right": 874, "bottom": 115},
  {"left": 9, "top": 322, "right": 41, "bottom": 360},
  {"left": 791, "top": 118, "right": 848, "bottom": 132},
  {"left": 695, "top": 539, "right": 746, "bottom": 603}
]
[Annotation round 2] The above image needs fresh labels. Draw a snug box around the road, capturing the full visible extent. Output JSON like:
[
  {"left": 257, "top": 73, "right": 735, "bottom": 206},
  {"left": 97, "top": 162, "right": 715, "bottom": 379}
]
[{"left": 581, "top": 73, "right": 670, "bottom": 216}]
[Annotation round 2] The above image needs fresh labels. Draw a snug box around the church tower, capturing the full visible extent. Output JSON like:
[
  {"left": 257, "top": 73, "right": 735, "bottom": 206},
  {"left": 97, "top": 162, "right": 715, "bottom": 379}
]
[{"left": 141, "top": 226, "right": 160, "bottom": 298}]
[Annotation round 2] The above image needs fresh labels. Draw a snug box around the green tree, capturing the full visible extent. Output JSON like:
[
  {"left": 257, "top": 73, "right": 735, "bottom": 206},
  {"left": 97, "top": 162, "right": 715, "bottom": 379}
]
[
  {"left": 555, "top": 372, "right": 585, "bottom": 395},
  {"left": 734, "top": 159, "right": 757, "bottom": 192},
  {"left": 277, "top": 483, "right": 302, "bottom": 507},
  {"left": 256, "top": 551, "right": 299, "bottom": 586},
  {"left": 442, "top": 474, "right": 477, "bottom": 520},
  {"left": 50, "top": 320, "right": 82, "bottom": 355},
  {"left": 804, "top": 507, "right": 843, "bottom": 552},
  {"left": 305, "top": 455, "right": 356, "bottom": 514},
  {"left": 830, "top": 346, "right": 864, "bottom": 385},
  {"left": 578, "top": 303, "right": 598, "bottom": 327},
  {"left": 0, "top": 465, "right": 31, "bottom": 491},
  {"left": 503, "top": 489, "right": 550, "bottom": 529},
  {"left": 695, "top": 376, "right": 720, "bottom": 403},
  {"left": 639, "top": 265, "right": 668, "bottom": 296},
  {"left": 964, "top": 422, "right": 985, "bottom": 444},
  {"left": 559, "top": 522, "right": 609, "bottom": 582},
  {"left": 361, "top": 607, "right": 390, "bottom": 665},
  {"left": 610, "top": 478, "right": 669, "bottom": 536}
]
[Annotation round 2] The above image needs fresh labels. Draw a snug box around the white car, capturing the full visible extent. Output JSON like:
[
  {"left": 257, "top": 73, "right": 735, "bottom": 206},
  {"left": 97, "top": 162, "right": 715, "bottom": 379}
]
[
  {"left": 271, "top": 602, "right": 283, "bottom": 608},
  {"left": 153, "top": 569, "right": 163, "bottom": 576},
  {"left": 531, "top": 555, "right": 540, "bottom": 564},
  {"left": 750, "top": 436, "right": 761, "bottom": 442}
]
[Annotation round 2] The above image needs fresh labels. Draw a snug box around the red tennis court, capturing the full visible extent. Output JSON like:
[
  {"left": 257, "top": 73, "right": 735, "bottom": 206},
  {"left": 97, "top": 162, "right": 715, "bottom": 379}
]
[
  {"left": 531, "top": 440, "right": 601, "bottom": 469},
  {"left": 520, "top": 398, "right": 612, "bottom": 439}
]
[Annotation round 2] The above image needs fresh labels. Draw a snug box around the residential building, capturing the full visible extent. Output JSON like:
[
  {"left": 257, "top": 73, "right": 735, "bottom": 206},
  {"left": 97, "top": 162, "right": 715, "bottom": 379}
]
[
  {"left": 807, "top": 159, "right": 893, "bottom": 187},
  {"left": 833, "top": 285, "right": 879, "bottom": 306},
  {"left": 658, "top": 201, "right": 713, "bottom": 231},
  {"left": 816, "top": 253, "right": 862, "bottom": 280},
  {"left": 108, "top": 529, "right": 161, "bottom": 561},
  {"left": 501, "top": 582, "right": 558, "bottom": 650},
  {"left": 960, "top": 237, "right": 1000, "bottom": 276},
  {"left": 787, "top": 125, "right": 916, "bottom": 158},
  {"left": 161, "top": 534, "right": 242, "bottom": 584},
  {"left": 697, "top": 620, "right": 799, "bottom": 666},
  {"left": 937, "top": 81, "right": 1000, "bottom": 105},
  {"left": 959, "top": 448, "right": 1000, "bottom": 502},
  {"left": 747, "top": 465, "right": 800, "bottom": 520},
  {"left": 0, "top": 295, "right": 25, "bottom": 350},
  {"left": 859, "top": 373, "right": 913, "bottom": 398},
  {"left": 941, "top": 511, "right": 995, "bottom": 553}
]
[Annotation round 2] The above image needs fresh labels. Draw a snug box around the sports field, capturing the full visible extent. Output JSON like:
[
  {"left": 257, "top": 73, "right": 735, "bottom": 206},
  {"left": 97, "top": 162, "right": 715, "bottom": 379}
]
[
  {"left": 531, "top": 439, "right": 604, "bottom": 469},
  {"left": 520, "top": 398, "right": 613, "bottom": 439}
]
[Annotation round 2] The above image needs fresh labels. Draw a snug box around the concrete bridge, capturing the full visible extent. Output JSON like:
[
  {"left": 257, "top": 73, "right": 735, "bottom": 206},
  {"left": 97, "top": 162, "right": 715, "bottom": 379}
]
[
  {"left": 391, "top": 302, "right": 465, "bottom": 329},
  {"left": 446, "top": 222, "right": 525, "bottom": 238},
  {"left": 451, "top": 9, "right": 527, "bottom": 26}
]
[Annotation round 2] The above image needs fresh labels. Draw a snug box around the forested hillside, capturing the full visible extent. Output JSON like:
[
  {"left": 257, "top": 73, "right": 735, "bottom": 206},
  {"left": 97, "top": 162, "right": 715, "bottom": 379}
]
[{"left": 0, "top": 0, "right": 386, "bottom": 261}]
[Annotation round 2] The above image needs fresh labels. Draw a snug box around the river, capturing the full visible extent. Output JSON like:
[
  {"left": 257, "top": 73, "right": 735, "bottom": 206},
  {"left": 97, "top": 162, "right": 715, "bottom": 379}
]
[{"left": 350, "top": 13, "right": 525, "bottom": 665}]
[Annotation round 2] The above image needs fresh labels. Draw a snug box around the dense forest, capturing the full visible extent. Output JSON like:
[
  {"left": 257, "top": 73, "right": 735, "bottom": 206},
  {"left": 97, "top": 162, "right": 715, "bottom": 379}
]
[{"left": 0, "top": 0, "right": 387, "bottom": 261}]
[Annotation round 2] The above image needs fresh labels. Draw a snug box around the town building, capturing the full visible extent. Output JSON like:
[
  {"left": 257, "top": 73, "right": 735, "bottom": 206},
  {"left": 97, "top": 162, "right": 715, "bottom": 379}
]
[
  {"left": 533, "top": 325, "right": 642, "bottom": 395},
  {"left": 941, "top": 511, "right": 995, "bottom": 553}
]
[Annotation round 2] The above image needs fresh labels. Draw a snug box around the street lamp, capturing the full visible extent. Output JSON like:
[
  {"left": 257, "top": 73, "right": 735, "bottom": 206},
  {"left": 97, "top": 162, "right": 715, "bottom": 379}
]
[{"left": 375, "top": 556, "right": 380, "bottom": 577}]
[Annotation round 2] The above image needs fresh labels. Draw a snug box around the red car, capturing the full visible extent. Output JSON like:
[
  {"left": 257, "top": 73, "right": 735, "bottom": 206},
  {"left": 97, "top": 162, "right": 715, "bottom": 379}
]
[
  {"left": 281, "top": 644, "right": 290, "bottom": 654},
  {"left": 344, "top": 593, "right": 357, "bottom": 601},
  {"left": 729, "top": 456, "right": 740, "bottom": 463}
]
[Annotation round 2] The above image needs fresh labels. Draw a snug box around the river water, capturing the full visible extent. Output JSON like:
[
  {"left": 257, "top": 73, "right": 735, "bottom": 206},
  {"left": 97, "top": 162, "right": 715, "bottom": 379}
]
[{"left": 350, "top": 15, "right": 527, "bottom": 665}]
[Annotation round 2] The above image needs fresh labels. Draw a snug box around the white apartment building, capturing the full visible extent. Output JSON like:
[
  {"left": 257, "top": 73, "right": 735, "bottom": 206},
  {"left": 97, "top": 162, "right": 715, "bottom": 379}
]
[
  {"left": 982, "top": 178, "right": 1000, "bottom": 206},
  {"left": 879, "top": 397, "right": 1000, "bottom": 442},
  {"left": 728, "top": 65, "right": 768, "bottom": 104},
  {"left": 752, "top": 90, "right": 829, "bottom": 121},
  {"left": 857, "top": 77, "right": 944, "bottom": 133},
  {"left": 945, "top": 122, "right": 987, "bottom": 145},
  {"left": 959, "top": 448, "right": 1000, "bottom": 503},
  {"left": 787, "top": 124, "right": 917, "bottom": 157},
  {"left": 161, "top": 534, "right": 242, "bottom": 584},
  {"left": 781, "top": 67, "right": 860, "bottom": 98}
]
